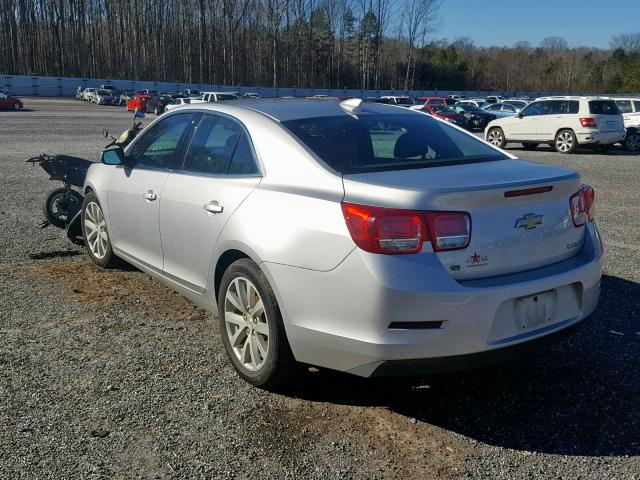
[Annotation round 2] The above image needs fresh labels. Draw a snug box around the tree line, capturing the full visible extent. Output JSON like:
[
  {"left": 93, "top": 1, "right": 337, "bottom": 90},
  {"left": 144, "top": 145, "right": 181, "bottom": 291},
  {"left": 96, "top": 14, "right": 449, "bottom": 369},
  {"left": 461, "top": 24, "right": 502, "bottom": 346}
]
[{"left": 1, "top": 0, "right": 639, "bottom": 93}]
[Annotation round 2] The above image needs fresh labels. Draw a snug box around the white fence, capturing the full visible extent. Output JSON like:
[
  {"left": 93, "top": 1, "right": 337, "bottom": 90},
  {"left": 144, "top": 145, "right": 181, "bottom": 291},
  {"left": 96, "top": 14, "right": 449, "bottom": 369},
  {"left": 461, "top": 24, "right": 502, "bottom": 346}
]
[{"left": 1, "top": 73, "right": 569, "bottom": 99}]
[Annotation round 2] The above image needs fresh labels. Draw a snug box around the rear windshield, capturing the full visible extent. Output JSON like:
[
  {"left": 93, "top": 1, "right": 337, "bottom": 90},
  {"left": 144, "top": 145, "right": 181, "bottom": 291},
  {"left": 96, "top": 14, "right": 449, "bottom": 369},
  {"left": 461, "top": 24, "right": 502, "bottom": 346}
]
[
  {"left": 589, "top": 100, "right": 620, "bottom": 115},
  {"left": 282, "top": 113, "right": 507, "bottom": 174}
]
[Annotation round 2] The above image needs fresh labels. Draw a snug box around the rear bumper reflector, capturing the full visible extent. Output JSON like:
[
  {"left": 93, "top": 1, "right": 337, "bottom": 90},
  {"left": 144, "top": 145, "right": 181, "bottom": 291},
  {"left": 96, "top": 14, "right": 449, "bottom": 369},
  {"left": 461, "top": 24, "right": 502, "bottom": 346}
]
[{"left": 388, "top": 321, "right": 443, "bottom": 330}]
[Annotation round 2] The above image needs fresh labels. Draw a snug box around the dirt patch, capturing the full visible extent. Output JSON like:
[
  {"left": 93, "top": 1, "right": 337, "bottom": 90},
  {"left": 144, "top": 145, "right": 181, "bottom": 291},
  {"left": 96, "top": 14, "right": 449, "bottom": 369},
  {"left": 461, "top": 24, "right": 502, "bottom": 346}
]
[
  {"left": 18, "top": 259, "right": 209, "bottom": 322},
  {"left": 248, "top": 398, "right": 469, "bottom": 479}
]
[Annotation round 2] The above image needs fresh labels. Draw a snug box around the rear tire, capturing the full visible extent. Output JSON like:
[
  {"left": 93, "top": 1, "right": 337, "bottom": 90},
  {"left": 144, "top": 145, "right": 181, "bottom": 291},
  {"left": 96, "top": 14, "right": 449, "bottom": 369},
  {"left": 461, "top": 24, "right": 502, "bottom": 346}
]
[
  {"left": 554, "top": 129, "right": 577, "bottom": 154},
  {"left": 218, "top": 258, "right": 300, "bottom": 388},
  {"left": 625, "top": 131, "right": 640, "bottom": 152},
  {"left": 81, "top": 192, "right": 120, "bottom": 268},
  {"left": 486, "top": 127, "right": 506, "bottom": 149}
]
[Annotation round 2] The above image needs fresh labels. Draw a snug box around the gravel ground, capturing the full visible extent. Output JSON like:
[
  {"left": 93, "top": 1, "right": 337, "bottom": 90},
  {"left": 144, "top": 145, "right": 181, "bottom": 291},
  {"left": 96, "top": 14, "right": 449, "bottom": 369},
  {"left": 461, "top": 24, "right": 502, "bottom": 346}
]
[{"left": 0, "top": 98, "right": 639, "bottom": 479}]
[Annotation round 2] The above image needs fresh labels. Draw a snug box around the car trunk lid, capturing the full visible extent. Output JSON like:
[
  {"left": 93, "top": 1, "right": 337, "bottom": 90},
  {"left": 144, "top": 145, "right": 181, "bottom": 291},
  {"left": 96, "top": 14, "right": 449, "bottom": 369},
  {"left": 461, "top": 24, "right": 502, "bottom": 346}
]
[{"left": 342, "top": 159, "right": 586, "bottom": 280}]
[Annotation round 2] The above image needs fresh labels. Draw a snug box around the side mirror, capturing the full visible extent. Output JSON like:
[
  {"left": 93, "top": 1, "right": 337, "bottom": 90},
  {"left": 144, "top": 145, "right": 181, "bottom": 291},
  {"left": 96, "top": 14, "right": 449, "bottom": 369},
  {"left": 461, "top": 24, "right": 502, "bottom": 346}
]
[
  {"left": 101, "top": 146, "right": 126, "bottom": 166},
  {"left": 516, "top": 111, "right": 524, "bottom": 119}
]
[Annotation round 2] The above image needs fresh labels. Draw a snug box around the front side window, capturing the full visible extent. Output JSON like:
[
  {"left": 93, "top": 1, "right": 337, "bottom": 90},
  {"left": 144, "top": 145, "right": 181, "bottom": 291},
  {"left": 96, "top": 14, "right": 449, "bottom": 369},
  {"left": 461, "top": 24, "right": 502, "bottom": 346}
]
[
  {"left": 128, "top": 113, "right": 192, "bottom": 169},
  {"left": 634, "top": 101, "right": 640, "bottom": 111},
  {"left": 283, "top": 113, "right": 507, "bottom": 174},
  {"left": 521, "top": 102, "right": 548, "bottom": 117}
]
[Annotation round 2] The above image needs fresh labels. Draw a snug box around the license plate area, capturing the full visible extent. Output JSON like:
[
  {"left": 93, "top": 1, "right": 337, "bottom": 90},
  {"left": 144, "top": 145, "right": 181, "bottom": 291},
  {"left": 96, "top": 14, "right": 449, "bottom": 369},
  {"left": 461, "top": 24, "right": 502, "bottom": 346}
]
[{"left": 514, "top": 290, "right": 558, "bottom": 330}]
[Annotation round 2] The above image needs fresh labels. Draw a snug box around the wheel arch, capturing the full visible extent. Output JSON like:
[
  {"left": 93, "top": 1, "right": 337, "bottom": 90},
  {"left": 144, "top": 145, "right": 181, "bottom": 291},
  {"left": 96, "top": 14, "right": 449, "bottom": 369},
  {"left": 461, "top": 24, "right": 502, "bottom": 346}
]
[{"left": 213, "top": 249, "right": 251, "bottom": 303}]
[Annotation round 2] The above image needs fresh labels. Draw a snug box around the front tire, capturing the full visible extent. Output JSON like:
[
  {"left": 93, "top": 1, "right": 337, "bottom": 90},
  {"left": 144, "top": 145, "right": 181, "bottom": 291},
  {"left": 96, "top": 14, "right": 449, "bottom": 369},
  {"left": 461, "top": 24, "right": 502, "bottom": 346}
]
[
  {"left": 218, "top": 259, "right": 299, "bottom": 387},
  {"left": 81, "top": 192, "right": 119, "bottom": 268},
  {"left": 486, "top": 127, "right": 506, "bottom": 149},
  {"left": 554, "top": 129, "right": 577, "bottom": 154}
]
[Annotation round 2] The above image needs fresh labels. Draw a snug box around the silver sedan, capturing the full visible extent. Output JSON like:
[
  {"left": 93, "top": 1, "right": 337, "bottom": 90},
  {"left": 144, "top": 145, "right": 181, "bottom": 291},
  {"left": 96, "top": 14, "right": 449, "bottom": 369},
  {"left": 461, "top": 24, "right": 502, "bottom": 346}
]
[{"left": 82, "top": 99, "right": 603, "bottom": 386}]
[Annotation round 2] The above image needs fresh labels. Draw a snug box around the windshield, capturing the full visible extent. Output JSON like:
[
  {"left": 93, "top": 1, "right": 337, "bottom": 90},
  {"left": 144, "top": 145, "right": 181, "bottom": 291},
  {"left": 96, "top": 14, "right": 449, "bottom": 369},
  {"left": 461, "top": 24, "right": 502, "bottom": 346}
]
[
  {"left": 395, "top": 97, "right": 415, "bottom": 105},
  {"left": 96, "top": 90, "right": 110, "bottom": 95},
  {"left": 283, "top": 113, "right": 507, "bottom": 174},
  {"left": 217, "top": 94, "right": 239, "bottom": 101}
]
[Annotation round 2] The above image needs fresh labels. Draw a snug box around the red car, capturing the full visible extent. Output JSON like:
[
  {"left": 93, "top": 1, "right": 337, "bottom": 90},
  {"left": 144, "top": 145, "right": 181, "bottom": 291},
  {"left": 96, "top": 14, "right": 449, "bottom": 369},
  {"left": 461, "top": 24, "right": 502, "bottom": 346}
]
[
  {"left": 127, "top": 94, "right": 150, "bottom": 112},
  {"left": 416, "top": 96, "right": 447, "bottom": 107},
  {"left": 419, "top": 105, "right": 466, "bottom": 127},
  {"left": 0, "top": 94, "right": 23, "bottom": 110}
]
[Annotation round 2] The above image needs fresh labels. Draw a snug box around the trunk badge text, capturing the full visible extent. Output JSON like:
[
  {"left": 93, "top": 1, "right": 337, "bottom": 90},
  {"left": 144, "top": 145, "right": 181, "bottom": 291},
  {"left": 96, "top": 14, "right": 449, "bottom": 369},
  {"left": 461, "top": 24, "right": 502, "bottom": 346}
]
[{"left": 515, "top": 213, "right": 543, "bottom": 230}]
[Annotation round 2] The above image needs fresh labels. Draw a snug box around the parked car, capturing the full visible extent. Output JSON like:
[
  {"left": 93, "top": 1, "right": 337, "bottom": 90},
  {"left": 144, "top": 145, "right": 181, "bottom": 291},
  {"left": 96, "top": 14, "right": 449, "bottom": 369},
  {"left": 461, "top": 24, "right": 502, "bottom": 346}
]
[
  {"left": 118, "top": 91, "right": 138, "bottom": 106},
  {"left": 416, "top": 104, "right": 466, "bottom": 127},
  {"left": 93, "top": 89, "right": 115, "bottom": 105},
  {"left": 145, "top": 94, "right": 173, "bottom": 115},
  {"left": 100, "top": 85, "right": 120, "bottom": 97},
  {"left": 416, "top": 97, "right": 447, "bottom": 107},
  {"left": 200, "top": 92, "right": 240, "bottom": 102},
  {"left": 379, "top": 96, "right": 416, "bottom": 107},
  {"left": 502, "top": 99, "right": 529, "bottom": 110},
  {"left": 611, "top": 97, "right": 640, "bottom": 151},
  {"left": 0, "top": 87, "right": 10, "bottom": 95},
  {"left": 459, "top": 99, "right": 488, "bottom": 109},
  {"left": 165, "top": 96, "right": 197, "bottom": 112},
  {"left": 450, "top": 104, "right": 497, "bottom": 130},
  {"left": 126, "top": 94, "right": 151, "bottom": 112},
  {"left": 0, "top": 92, "right": 23, "bottom": 110},
  {"left": 82, "top": 88, "right": 98, "bottom": 102},
  {"left": 244, "top": 93, "right": 261, "bottom": 99},
  {"left": 486, "top": 96, "right": 626, "bottom": 153},
  {"left": 483, "top": 102, "right": 519, "bottom": 118},
  {"left": 84, "top": 98, "right": 603, "bottom": 387},
  {"left": 486, "top": 95, "right": 506, "bottom": 104},
  {"left": 180, "top": 89, "right": 201, "bottom": 97}
]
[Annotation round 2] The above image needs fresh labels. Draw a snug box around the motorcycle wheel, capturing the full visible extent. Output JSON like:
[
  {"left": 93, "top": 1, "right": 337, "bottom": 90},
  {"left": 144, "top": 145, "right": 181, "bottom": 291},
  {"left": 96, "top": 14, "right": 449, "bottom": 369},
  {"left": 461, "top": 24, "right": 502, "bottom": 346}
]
[{"left": 43, "top": 188, "right": 84, "bottom": 228}]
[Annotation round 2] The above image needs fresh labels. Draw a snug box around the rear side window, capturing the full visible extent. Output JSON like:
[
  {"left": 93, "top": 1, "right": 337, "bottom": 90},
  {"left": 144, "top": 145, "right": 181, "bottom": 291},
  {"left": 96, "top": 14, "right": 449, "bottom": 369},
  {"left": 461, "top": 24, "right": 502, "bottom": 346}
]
[
  {"left": 283, "top": 113, "right": 507, "bottom": 174},
  {"left": 615, "top": 100, "right": 632, "bottom": 113},
  {"left": 589, "top": 100, "right": 620, "bottom": 115}
]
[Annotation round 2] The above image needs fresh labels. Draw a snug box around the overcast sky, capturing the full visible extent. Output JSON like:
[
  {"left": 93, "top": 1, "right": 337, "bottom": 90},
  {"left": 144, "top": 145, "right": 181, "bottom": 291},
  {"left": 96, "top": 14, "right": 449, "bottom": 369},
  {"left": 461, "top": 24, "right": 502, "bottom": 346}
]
[{"left": 437, "top": 0, "right": 640, "bottom": 49}]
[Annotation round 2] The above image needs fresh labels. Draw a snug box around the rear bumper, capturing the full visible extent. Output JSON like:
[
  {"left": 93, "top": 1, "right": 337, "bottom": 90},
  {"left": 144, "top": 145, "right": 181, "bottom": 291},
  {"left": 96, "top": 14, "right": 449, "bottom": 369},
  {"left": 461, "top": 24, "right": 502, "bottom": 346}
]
[
  {"left": 577, "top": 130, "right": 626, "bottom": 145},
  {"left": 262, "top": 223, "right": 603, "bottom": 377}
]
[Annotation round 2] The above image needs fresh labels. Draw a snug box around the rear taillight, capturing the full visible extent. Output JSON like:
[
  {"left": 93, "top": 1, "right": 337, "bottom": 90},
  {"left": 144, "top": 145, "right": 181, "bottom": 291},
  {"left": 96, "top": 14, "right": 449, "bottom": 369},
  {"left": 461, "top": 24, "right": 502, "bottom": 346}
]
[
  {"left": 570, "top": 185, "right": 595, "bottom": 227},
  {"left": 579, "top": 117, "right": 597, "bottom": 128},
  {"left": 341, "top": 202, "right": 470, "bottom": 255}
]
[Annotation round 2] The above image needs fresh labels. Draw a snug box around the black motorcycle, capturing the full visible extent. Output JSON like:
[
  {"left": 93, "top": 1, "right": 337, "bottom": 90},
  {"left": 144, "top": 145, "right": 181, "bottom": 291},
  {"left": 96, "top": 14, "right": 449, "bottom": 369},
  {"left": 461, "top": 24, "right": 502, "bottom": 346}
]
[{"left": 27, "top": 113, "right": 144, "bottom": 242}]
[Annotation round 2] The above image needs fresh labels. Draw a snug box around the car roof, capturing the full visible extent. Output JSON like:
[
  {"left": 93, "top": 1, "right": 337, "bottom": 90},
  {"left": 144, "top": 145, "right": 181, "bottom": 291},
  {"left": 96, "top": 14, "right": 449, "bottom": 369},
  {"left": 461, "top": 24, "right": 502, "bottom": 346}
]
[
  {"left": 184, "top": 98, "right": 416, "bottom": 122},
  {"left": 534, "top": 95, "right": 611, "bottom": 101}
]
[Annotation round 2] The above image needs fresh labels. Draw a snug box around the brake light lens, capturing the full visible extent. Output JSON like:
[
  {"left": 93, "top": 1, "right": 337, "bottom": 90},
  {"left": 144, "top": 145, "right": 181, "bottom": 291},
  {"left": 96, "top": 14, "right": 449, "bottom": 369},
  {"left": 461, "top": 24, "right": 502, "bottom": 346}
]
[
  {"left": 425, "top": 212, "right": 472, "bottom": 251},
  {"left": 341, "top": 202, "right": 470, "bottom": 254},
  {"left": 570, "top": 185, "right": 595, "bottom": 227},
  {"left": 579, "top": 117, "right": 597, "bottom": 128}
]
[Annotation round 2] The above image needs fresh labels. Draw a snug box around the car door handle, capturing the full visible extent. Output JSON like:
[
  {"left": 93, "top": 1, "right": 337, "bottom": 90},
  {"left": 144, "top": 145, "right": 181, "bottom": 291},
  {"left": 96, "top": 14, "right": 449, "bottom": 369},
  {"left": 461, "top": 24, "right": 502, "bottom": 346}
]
[
  {"left": 143, "top": 190, "right": 157, "bottom": 201},
  {"left": 204, "top": 201, "right": 224, "bottom": 214}
]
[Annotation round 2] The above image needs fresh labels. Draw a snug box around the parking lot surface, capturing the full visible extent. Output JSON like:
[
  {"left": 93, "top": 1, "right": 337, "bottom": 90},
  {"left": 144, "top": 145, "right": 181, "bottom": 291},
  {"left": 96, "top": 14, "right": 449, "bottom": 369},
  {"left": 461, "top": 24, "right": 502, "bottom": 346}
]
[{"left": 1, "top": 98, "right": 639, "bottom": 479}]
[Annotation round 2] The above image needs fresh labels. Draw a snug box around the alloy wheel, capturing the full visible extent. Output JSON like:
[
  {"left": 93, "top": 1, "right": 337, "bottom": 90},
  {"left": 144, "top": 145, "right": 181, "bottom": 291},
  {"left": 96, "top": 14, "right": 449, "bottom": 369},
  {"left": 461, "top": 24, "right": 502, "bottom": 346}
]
[
  {"left": 556, "top": 132, "right": 574, "bottom": 153},
  {"left": 84, "top": 201, "right": 109, "bottom": 259},
  {"left": 224, "top": 276, "right": 269, "bottom": 372},
  {"left": 487, "top": 129, "right": 503, "bottom": 147}
]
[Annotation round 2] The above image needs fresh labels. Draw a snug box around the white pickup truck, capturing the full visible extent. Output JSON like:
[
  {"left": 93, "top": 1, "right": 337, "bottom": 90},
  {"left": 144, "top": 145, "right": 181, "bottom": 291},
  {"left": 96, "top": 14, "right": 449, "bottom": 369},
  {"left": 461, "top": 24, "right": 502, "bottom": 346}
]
[{"left": 195, "top": 92, "right": 239, "bottom": 103}]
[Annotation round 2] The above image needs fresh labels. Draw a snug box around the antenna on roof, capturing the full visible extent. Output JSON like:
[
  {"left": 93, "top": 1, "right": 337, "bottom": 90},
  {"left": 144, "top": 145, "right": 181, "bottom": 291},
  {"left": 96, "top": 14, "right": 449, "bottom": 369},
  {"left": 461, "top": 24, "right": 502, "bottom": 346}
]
[{"left": 340, "top": 98, "right": 363, "bottom": 117}]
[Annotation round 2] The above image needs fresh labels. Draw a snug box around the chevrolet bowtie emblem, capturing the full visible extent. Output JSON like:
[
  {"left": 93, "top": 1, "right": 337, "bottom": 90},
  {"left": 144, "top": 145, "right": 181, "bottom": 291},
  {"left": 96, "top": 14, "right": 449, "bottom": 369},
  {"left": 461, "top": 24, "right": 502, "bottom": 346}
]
[{"left": 515, "top": 213, "right": 543, "bottom": 230}]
